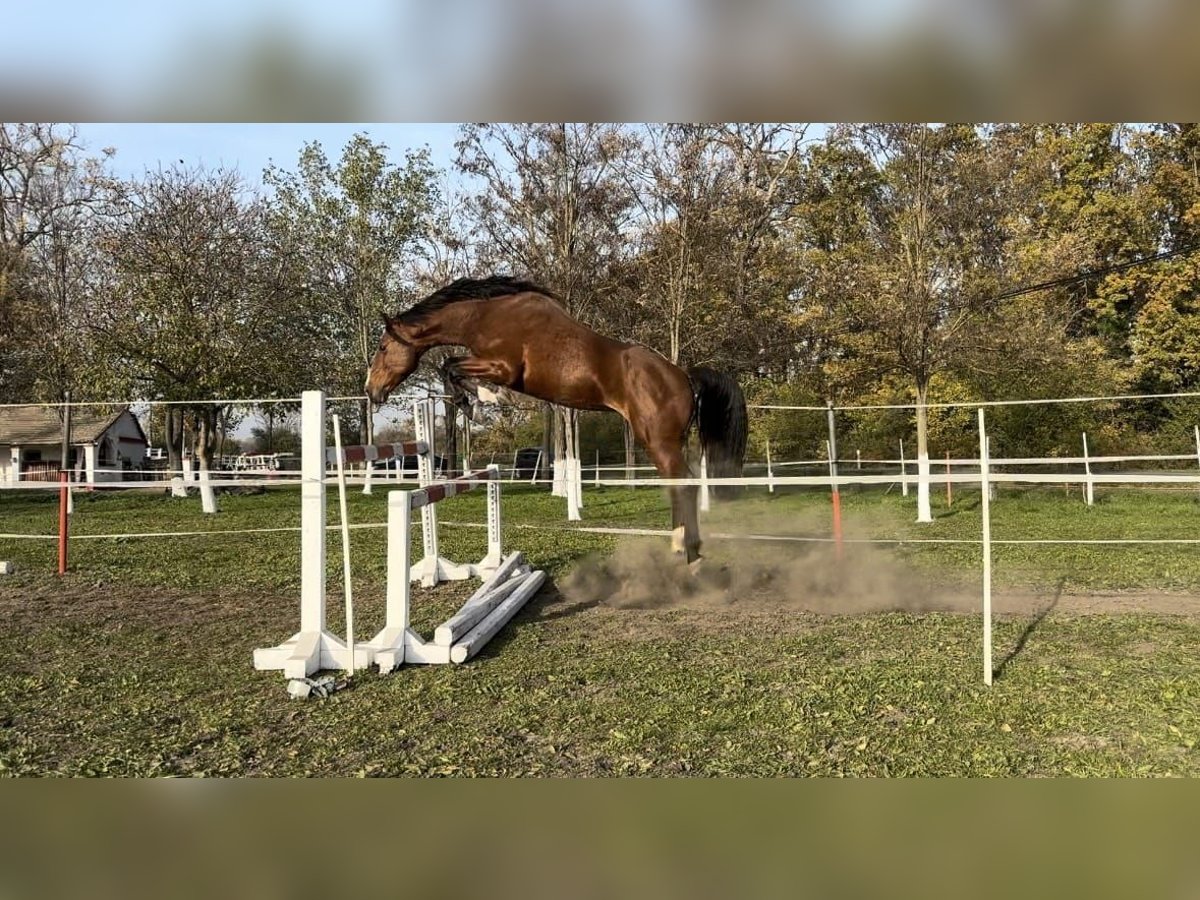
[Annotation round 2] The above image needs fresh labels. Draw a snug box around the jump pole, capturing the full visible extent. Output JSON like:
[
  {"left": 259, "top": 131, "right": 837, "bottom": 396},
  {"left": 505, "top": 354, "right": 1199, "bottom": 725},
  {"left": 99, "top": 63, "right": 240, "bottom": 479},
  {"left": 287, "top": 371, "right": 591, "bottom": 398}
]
[
  {"left": 331, "top": 415, "right": 356, "bottom": 676},
  {"left": 699, "top": 452, "right": 711, "bottom": 513},
  {"left": 766, "top": 438, "right": 775, "bottom": 494},
  {"left": 826, "top": 401, "right": 842, "bottom": 559},
  {"left": 978, "top": 408, "right": 993, "bottom": 687}
]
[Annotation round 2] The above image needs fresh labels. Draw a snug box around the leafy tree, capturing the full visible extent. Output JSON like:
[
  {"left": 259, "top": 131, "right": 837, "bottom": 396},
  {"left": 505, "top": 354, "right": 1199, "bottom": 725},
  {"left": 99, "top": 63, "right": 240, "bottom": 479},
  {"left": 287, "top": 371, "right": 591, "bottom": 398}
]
[
  {"left": 790, "top": 124, "right": 1010, "bottom": 520},
  {"left": 87, "top": 166, "right": 293, "bottom": 488},
  {"left": 264, "top": 134, "right": 439, "bottom": 442}
]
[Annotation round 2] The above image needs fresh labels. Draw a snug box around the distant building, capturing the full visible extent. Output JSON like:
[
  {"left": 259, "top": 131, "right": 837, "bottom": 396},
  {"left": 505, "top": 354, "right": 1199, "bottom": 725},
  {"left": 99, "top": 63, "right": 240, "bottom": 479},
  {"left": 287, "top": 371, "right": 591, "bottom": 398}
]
[{"left": 0, "top": 407, "right": 148, "bottom": 484}]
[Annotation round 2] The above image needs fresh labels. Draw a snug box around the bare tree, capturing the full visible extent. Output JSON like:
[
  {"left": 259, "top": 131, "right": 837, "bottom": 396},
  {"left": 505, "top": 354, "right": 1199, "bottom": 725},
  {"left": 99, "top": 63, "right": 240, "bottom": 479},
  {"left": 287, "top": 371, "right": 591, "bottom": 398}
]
[
  {"left": 0, "top": 123, "right": 113, "bottom": 398},
  {"left": 456, "top": 123, "right": 636, "bottom": 494}
]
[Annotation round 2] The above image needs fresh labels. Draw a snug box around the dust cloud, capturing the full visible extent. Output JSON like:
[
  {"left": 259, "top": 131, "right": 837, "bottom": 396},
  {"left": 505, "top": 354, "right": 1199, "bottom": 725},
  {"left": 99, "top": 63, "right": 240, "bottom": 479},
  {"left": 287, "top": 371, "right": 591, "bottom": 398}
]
[{"left": 562, "top": 507, "right": 968, "bottom": 614}]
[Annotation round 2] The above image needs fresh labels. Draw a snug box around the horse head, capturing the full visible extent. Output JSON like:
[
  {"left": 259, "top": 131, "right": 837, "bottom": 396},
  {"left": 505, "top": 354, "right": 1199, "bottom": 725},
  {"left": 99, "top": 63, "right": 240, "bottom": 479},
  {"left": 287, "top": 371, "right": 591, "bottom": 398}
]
[{"left": 365, "top": 315, "right": 423, "bottom": 404}]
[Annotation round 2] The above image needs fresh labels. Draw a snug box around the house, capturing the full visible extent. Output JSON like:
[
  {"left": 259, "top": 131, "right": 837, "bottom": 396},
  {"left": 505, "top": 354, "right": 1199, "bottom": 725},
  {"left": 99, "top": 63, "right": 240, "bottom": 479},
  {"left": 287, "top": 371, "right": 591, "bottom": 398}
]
[{"left": 0, "top": 406, "right": 149, "bottom": 484}]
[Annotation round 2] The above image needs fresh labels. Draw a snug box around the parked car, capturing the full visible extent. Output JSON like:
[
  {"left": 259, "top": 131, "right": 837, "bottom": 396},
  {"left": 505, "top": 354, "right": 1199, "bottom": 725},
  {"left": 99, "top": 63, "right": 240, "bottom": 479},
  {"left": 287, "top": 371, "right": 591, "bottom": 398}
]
[{"left": 513, "top": 448, "right": 543, "bottom": 479}]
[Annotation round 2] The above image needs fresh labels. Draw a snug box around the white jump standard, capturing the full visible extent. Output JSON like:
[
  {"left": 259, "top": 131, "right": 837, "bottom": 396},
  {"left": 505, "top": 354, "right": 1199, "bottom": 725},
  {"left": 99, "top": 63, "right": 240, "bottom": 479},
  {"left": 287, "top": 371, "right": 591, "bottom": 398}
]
[
  {"left": 253, "top": 390, "right": 545, "bottom": 684},
  {"left": 367, "top": 473, "right": 545, "bottom": 672}
]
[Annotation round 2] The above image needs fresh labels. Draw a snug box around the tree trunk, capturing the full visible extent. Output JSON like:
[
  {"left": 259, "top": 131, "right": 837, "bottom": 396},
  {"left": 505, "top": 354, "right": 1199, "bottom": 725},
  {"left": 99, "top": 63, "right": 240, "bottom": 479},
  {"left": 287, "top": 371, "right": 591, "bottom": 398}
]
[
  {"left": 167, "top": 406, "right": 187, "bottom": 498},
  {"left": 216, "top": 408, "right": 228, "bottom": 462},
  {"left": 551, "top": 407, "right": 567, "bottom": 498},
  {"left": 442, "top": 373, "right": 458, "bottom": 478},
  {"left": 195, "top": 407, "right": 218, "bottom": 514},
  {"left": 541, "top": 402, "right": 553, "bottom": 485},
  {"left": 445, "top": 408, "right": 459, "bottom": 479},
  {"left": 915, "top": 382, "right": 933, "bottom": 523},
  {"left": 549, "top": 405, "right": 580, "bottom": 516}
]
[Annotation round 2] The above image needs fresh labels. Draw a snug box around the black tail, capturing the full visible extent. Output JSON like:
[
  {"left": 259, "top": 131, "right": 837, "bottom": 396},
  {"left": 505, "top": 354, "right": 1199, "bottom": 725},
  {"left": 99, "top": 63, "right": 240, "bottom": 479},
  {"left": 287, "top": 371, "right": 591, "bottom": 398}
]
[{"left": 688, "top": 367, "right": 748, "bottom": 499}]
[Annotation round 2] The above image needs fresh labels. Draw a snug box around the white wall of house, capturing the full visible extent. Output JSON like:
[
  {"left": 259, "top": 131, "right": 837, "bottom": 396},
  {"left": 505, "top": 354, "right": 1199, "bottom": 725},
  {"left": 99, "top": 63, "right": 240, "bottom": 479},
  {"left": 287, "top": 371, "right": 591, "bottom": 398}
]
[
  {"left": 109, "top": 412, "right": 147, "bottom": 469},
  {"left": 1, "top": 412, "right": 147, "bottom": 484},
  {"left": 0, "top": 446, "right": 18, "bottom": 482}
]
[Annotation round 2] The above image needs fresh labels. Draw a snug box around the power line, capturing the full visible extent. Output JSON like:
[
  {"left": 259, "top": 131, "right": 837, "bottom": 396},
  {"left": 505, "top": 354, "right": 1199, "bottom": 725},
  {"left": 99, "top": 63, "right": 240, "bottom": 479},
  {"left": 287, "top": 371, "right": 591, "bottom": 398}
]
[{"left": 994, "top": 242, "right": 1200, "bottom": 302}]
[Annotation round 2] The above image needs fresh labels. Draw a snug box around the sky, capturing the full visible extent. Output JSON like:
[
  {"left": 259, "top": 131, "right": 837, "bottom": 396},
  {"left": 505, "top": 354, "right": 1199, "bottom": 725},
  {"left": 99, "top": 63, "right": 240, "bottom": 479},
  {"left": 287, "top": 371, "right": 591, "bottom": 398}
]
[
  {"left": 71, "top": 123, "right": 466, "bottom": 446},
  {"left": 76, "top": 123, "right": 463, "bottom": 186}
]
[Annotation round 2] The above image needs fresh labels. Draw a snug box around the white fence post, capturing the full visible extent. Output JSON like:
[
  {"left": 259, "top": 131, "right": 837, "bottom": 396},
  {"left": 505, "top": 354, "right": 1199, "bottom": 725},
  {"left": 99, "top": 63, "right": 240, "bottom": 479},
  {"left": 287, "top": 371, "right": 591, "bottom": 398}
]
[
  {"left": 899, "top": 439, "right": 908, "bottom": 497},
  {"left": 978, "top": 408, "right": 993, "bottom": 687},
  {"left": 699, "top": 451, "right": 711, "bottom": 512},
  {"left": 1082, "top": 431, "right": 1094, "bottom": 507},
  {"left": 1193, "top": 425, "right": 1199, "bottom": 496},
  {"left": 766, "top": 438, "right": 775, "bottom": 494},
  {"left": 595, "top": 449, "right": 601, "bottom": 488}
]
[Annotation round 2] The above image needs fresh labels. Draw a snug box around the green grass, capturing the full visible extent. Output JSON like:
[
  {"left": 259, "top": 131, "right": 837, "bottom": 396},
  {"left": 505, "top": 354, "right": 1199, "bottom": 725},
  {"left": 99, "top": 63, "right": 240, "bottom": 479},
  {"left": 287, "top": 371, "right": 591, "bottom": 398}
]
[{"left": 1, "top": 482, "right": 1199, "bottom": 776}]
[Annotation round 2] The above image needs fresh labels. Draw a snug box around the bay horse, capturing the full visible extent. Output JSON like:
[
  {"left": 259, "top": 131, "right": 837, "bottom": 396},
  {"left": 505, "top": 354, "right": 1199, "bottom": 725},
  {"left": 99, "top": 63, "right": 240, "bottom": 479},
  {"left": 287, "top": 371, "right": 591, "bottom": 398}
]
[{"left": 364, "top": 276, "right": 747, "bottom": 563}]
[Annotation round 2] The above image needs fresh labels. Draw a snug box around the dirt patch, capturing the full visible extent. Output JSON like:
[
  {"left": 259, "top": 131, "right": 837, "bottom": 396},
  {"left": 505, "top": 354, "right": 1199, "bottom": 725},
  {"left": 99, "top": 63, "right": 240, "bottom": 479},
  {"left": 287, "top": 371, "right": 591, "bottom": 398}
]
[
  {"left": 1050, "top": 734, "right": 1113, "bottom": 752},
  {"left": 0, "top": 577, "right": 290, "bottom": 630}
]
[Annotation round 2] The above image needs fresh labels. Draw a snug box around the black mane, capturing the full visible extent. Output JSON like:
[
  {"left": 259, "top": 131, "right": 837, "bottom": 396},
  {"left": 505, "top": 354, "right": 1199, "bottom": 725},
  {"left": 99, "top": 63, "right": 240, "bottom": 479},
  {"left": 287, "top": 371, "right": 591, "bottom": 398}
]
[{"left": 396, "top": 276, "right": 557, "bottom": 326}]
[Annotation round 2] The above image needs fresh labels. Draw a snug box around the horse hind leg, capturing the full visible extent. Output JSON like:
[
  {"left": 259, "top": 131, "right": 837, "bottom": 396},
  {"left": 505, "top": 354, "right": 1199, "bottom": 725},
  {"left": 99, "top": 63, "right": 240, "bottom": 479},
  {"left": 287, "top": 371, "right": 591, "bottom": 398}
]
[
  {"left": 649, "top": 442, "right": 701, "bottom": 564},
  {"left": 440, "top": 356, "right": 476, "bottom": 419}
]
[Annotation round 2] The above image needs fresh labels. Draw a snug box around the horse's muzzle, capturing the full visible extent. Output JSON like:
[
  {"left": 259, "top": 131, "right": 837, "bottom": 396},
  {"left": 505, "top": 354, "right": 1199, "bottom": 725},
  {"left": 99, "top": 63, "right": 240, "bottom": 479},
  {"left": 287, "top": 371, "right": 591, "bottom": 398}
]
[{"left": 365, "top": 383, "right": 389, "bottom": 406}]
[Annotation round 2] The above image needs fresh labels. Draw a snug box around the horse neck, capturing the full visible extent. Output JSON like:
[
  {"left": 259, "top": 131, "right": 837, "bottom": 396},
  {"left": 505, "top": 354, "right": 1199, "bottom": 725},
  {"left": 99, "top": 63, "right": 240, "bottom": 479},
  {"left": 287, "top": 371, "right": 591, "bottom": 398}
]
[{"left": 414, "top": 302, "right": 485, "bottom": 352}]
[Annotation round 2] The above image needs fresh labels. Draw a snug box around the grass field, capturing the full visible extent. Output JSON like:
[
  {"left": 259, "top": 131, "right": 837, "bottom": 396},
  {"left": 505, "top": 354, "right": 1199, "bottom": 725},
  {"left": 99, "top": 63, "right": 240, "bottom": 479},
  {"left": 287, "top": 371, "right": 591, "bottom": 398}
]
[{"left": 1, "top": 481, "right": 1198, "bottom": 776}]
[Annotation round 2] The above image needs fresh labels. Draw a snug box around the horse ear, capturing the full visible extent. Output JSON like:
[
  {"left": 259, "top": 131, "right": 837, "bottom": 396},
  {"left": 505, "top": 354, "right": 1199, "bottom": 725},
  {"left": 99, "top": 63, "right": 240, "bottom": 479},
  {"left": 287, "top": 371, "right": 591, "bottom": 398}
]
[
  {"left": 383, "top": 315, "right": 420, "bottom": 343},
  {"left": 381, "top": 314, "right": 404, "bottom": 340}
]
